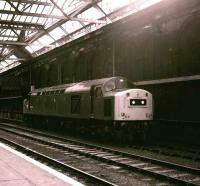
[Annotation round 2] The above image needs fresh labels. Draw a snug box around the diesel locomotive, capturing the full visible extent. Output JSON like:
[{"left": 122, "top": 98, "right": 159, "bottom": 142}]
[{"left": 23, "top": 77, "right": 153, "bottom": 140}]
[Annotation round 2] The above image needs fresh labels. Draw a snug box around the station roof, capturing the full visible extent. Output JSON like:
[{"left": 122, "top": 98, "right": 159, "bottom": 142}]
[{"left": 0, "top": 0, "right": 162, "bottom": 73}]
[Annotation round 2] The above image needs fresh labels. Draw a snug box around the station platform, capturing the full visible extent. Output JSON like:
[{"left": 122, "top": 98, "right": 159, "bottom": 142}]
[{"left": 0, "top": 143, "right": 84, "bottom": 186}]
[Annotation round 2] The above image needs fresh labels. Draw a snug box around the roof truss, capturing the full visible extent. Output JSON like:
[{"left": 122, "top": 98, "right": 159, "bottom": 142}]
[{"left": 0, "top": 0, "right": 163, "bottom": 73}]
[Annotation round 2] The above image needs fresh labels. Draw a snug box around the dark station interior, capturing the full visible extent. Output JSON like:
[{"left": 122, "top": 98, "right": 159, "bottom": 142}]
[{"left": 0, "top": 0, "right": 199, "bottom": 185}]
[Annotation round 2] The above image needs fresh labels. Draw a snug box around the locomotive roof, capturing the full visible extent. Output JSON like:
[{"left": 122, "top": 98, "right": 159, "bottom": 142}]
[
  {"left": 66, "top": 77, "right": 115, "bottom": 93},
  {"left": 30, "top": 77, "right": 122, "bottom": 94},
  {"left": 31, "top": 83, "right": 76, "bottom": 92}
]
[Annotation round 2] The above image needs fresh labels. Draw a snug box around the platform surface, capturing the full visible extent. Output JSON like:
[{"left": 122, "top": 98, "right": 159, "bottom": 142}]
[{"left": 0, "top": 143, "right": 84, "bottom": 186}]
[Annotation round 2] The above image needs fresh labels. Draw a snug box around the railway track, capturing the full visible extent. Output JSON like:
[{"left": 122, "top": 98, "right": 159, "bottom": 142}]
[
  {"left": 130, "top": 143, "right": 200, "bottom": 163},
  {"left": 0, "top": 123, "right": 200, "bottom": 185},
  {"left": 0, "top": 121, "right": 199, "bottom": 165}
]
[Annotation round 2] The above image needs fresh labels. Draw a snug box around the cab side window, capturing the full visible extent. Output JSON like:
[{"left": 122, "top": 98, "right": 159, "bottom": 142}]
[{"left": 95, "top": 87, "right": 102, "bottom": 98}]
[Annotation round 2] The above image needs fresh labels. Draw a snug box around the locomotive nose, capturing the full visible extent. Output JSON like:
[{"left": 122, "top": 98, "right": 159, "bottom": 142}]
[{"left": 116, "top": 89, "right": 153, "bottom": 121}]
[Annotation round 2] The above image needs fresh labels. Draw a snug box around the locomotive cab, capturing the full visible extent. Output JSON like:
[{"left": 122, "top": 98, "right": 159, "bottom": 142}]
[
  {"left": 97, "top": 77, "right": 153, "bottom": 121},
  {"left": 90, "top": 77, "right": 134, "bottom": 120}
]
